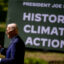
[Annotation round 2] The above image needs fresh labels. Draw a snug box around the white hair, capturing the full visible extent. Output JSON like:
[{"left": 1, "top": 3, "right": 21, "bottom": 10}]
[{"left": 7, "top": 23, "right": 18, "bottom": 31}]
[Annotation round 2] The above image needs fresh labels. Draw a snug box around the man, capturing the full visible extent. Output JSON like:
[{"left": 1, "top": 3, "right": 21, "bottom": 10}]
[{"left": 0, "top": 23, "right": 25, "bottom": 64}]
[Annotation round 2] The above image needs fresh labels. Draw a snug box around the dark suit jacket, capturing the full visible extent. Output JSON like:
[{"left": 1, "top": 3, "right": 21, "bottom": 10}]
[{"left": 0, "top": 35, "right": 25, "bottom": 64}]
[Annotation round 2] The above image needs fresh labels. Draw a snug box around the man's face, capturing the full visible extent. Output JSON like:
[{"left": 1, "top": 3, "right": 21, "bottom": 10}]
[{"left": 6, "top": 27, "right": 14, "bottom": 38}]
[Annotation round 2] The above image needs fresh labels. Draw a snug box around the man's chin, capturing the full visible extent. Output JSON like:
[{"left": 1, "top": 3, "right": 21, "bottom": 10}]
[{"left": 7, "top": 35, "right": 11, "bottom": 39}]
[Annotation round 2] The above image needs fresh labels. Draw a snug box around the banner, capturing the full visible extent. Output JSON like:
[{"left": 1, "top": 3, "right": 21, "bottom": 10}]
[{"left": 4, "top": 0, "right": 64, "bottom": 52}]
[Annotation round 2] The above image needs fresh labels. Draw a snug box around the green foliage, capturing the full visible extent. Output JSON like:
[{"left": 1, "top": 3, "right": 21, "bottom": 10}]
[
  {"left": 24, "top": 58, "right": 48, "bottom": 64},
  {"left": 0, "top": 22, "right": 6, "bottom": 32},
  {"left": 0, "top": 0, "right": 8, "bottom": 22},
  {"left": 0, "top": 0, "right": 8, "bottom": 11}
]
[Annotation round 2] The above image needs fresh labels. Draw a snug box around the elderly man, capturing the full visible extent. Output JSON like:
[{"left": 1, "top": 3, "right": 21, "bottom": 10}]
[{"left": 0, "top": 23, "right": 25, "bottom": 64}]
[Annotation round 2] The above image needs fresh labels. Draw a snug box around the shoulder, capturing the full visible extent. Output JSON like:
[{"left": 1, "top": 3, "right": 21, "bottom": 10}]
[{"left": 13, "top": 35, "right": 24, "bottom": 45}]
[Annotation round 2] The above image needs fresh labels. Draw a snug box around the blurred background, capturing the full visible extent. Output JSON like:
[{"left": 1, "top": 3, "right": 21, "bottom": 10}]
[
  {"left": 0, "top": 0, "right": 8, "bottom": 46},
  {"left": 0, "top": 0, "right": 64, "bottom": 64}
]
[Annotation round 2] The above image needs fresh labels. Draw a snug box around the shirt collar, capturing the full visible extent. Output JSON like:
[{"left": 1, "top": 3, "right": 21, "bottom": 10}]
[{"left": 11, "top": 35, "right": 18, "bottom": 41}]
